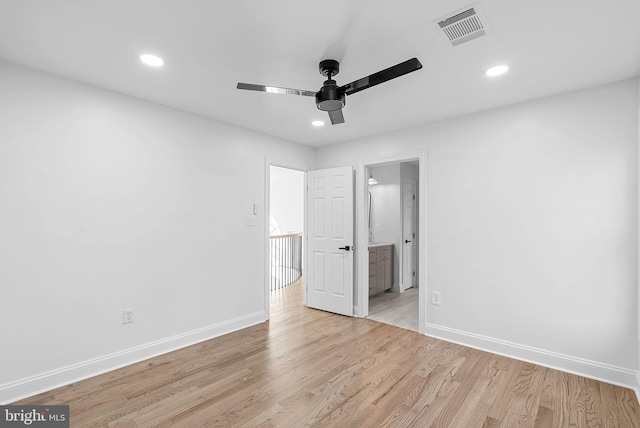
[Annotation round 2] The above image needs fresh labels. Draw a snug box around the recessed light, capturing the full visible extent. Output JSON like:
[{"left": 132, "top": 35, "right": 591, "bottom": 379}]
[
  {"left": 140, "top": 54, "right": 164, "bottom": 67},
  {"left": 485, "top": 65, "right": 509, "bottom": 77},
  {"left": 312, "top": 120, "right": 325, "bottom": 127}
]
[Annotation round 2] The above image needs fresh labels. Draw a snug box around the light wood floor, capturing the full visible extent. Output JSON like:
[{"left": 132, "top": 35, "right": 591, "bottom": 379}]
[
  {"left": 15, "top": 281, "right": 640, "bottom": 427},
  {"left": 368, "top": 287, "right": 419, "bottom": 332}
]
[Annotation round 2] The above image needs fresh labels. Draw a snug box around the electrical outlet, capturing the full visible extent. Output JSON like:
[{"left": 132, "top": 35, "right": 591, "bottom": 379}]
[
  {"left": 375, "top": 224, "right": 381, "bottom": 232},
  {"left": 431, "top": 291, "right": 441, "bottom": 306},
  {"left": 123, "top": 309, "right": 134, "bottom": 324},
  {"left": 246, "top": 215, "right": 256, "bottom": 227}
]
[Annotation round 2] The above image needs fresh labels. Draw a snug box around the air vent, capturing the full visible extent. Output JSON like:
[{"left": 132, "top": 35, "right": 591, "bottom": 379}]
[{"left": 437, "top": 5, "right": 488, "bottom": 46}]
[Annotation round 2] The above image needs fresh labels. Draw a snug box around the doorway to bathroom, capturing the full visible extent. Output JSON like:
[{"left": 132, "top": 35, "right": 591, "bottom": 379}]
[{"left": 362, "top": 159, "right": 421, "bottom": 332}]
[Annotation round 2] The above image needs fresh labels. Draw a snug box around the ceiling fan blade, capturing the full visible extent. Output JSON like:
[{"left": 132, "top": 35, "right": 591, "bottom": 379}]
[
  {"left": 237, "top": 83, "right": 316, "bottom": 97},
  {"left": 328, "top": 109, "right": 345, "bottom": 125},
  {"left": 340, "top": 58, "right": 423, "bottom": 96}
]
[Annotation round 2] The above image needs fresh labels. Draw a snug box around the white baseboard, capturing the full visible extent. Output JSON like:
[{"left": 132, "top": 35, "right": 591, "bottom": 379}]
[
  {"left": 425, "top": 323, "right": 637, "bottom": 390},
  {"left": 635, "top": 371, "right": 640, "bottom": 405},
  {"left": 0, "top": 311, "right": 267, "bottom": 404}
]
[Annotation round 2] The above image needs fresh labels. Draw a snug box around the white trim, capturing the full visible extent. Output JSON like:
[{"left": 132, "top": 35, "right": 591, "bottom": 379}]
[
  {"left": 425, "top": 323, "right": 638, "bottom": 389},
  {"left": 636, "top": 75, "right": 640, "bottom": 406},
  {"left": 0, "top": 311, "right": 266, "bottom": 404},
  {"left": 635, "top": 371, "right": 640, "bottom": 404},
  {"left": 264, "top": 157, "right": 271, "bottom": 320},
  {"left": 303, "top": 171, "right": 308, "bottom": 308},
  {"left": 418, "top": 152, "right": 427, "bottom": 335},
  {"left": 355, "top": 163, "right": 367, "bottom": 317}
]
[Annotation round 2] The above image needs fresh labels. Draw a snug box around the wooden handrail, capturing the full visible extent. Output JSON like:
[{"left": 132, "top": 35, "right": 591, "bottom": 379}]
[{"left": 270, "top": 232, "right": 302, "bottom": 239}]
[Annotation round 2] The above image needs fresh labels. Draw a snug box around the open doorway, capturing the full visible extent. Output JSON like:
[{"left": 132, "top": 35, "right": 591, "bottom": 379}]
[
  {"left": 268, "top": 166, "right": 305, "bottom": 317},
  {"left": 360, "top": 158, "right": 423, "bottom": 332},
  {"left": 367, "top": 161, "right": 419, "bottom": 331}
]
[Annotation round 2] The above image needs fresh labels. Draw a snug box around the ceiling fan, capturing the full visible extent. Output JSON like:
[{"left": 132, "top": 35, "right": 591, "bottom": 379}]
[{"left": 237, "top": 57, "right": 423, "bottom": 125}]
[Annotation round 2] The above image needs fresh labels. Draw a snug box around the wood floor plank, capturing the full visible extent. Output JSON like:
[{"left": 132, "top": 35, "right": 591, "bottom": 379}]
[
  {"left": 583, "top": 377, "right": 605, "bottom": 428},
  {"left": 431, "top": 351, "right": 493, "bottom": 427},
  {"left": 614, "top": 385, "right": 640, "bottom": 428},
  {"left": 534, "top": 405, "right": 554, "bottom": 428},
  {"left": 13, "top": 280, "right": 640, "bottom": 427},
  {"left": 487, "top": 358, "right": 526, "bottom": 420},
  {"left": 498, "top": 363, "right": 547, "bottom": 428}
]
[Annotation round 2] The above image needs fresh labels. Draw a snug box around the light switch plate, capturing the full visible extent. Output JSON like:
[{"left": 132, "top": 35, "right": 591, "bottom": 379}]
[{"left": 431, "top": 291, "right": 441, "bottom": 306}]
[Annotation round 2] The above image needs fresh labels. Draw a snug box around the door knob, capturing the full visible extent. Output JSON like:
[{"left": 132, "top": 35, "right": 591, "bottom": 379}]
[
  {"left": 405, "top": 240, "right": 412, "bottom": 243},
  {"left": 338, "top": 245, "right": 351, "bottom": 251}
]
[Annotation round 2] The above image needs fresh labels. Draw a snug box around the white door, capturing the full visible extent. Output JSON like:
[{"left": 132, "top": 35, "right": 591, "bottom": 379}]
[
  {"left": 306, "top": 166, "right": 354, "bottom": 316},
  {"left": 402, "top": 179, "right": 416, "bottom": 289}
]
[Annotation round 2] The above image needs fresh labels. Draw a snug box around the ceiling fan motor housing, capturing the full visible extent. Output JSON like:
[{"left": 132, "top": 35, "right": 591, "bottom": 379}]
[{"left": 316, "top": 80, "right": 345, "bottom": 112}]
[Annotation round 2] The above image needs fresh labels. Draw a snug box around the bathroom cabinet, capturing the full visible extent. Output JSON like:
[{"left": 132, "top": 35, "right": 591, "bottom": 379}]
[{"left": 368, "top": 244, "right": 393, "bottom": 296}]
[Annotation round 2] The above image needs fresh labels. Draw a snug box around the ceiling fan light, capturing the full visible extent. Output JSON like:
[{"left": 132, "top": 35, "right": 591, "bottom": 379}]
[{"left": 368, "top": 176, "right": 378, "bottom": 185}]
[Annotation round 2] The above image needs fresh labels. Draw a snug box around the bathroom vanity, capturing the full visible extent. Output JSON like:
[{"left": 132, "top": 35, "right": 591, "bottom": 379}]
[{"left": 368, "top": 243, "right": 394, "bottom": 296}]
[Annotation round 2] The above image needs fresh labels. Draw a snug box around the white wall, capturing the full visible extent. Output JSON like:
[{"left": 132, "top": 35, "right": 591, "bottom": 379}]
[
  {"left": 318, "top": 78, "right": 639, "bottom": 386},
  {"left": 0, "top": 60, "right": 315, "bottom": 402},
  {"left": 270, "top": 166, "right": 304, "bottom": 235}
]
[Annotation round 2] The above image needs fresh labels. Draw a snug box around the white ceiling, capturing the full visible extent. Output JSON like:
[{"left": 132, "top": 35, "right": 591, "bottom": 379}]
[{"left": 0, "top": 1, "right": 639, "bottom": 148}]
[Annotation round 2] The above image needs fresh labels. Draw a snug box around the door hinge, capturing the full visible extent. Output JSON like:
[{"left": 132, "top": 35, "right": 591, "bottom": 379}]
[
  {"left": 413, "top": 271, "right": 416, "bottom": 277},
  {"left": 413, "top": 232, "right": 416, "bottom": 238},
  {"left": 413, "top": 194, "right": 416, "bottom": 200}
]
